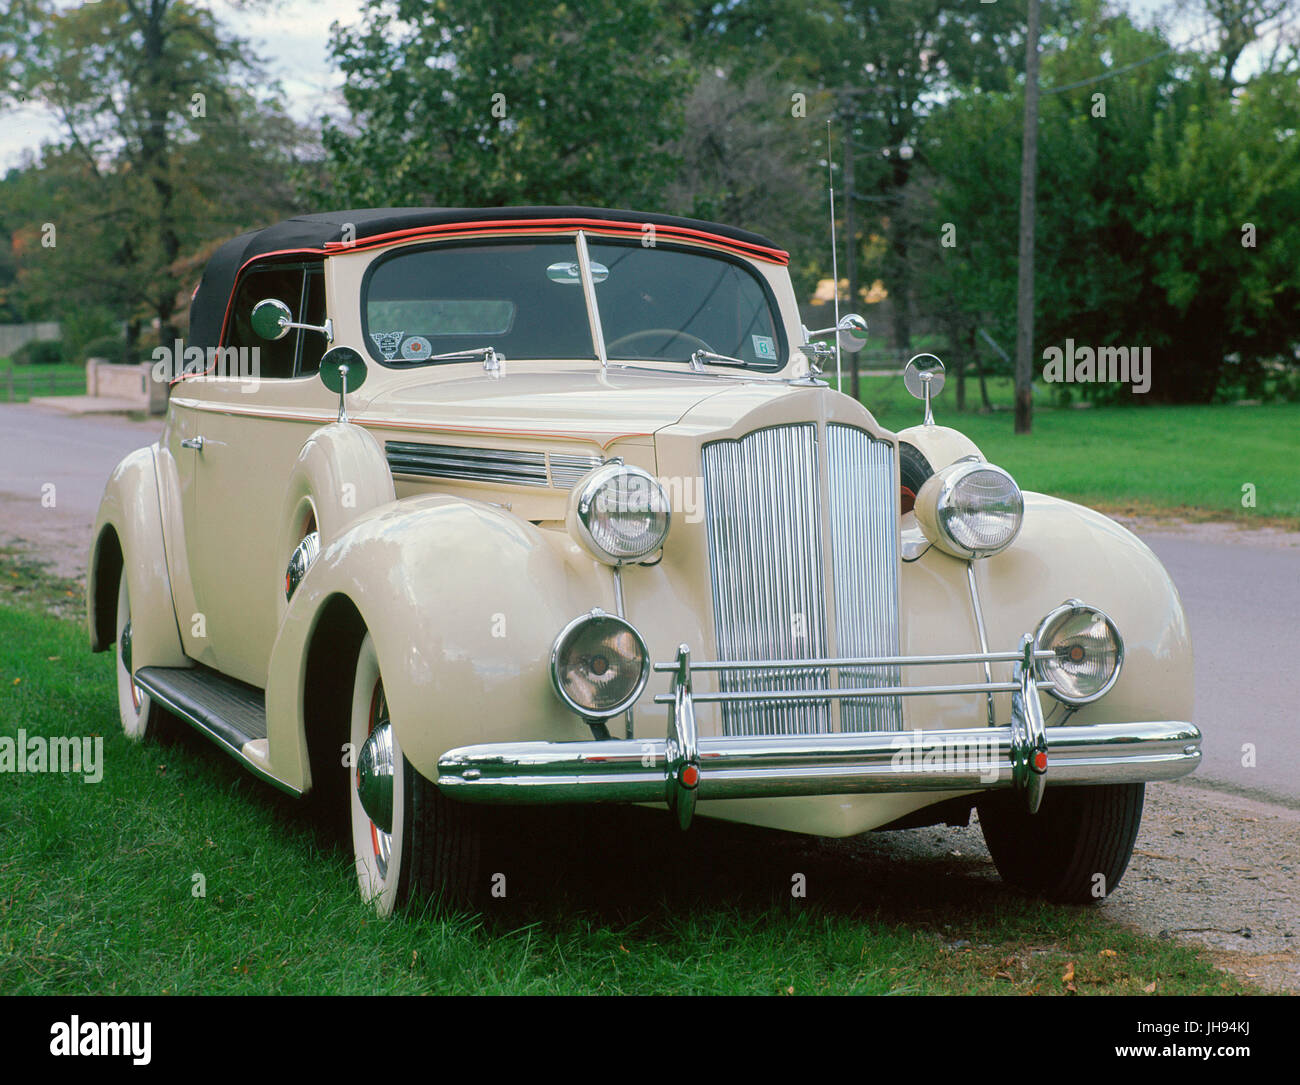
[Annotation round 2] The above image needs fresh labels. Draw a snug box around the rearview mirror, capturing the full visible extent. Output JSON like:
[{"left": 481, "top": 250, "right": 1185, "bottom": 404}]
[
  {"left": 319, "top": 346, "right": 367, "bottom": 424},
  {"left": 804, "top": 313, "right": 869, "bottom": 353},
  {"left": 904, "top": 353, "right": 946, "bottom": 426},
  {"left": 251, "top": 298, "right": 293, "bottom": 341}
]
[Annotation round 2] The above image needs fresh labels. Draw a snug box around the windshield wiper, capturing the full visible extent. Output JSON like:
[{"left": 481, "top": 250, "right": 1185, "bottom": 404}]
[
  {"left": 421, "top": 345, "right": 505, "bottom": 372},
  {"left": 689, "top": 349, "right": 747, "bottom": 371}
]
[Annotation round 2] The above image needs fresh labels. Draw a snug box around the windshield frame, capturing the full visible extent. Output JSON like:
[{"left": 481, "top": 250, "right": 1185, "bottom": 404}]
[{"left": 357, "top": 232, "right": 789, "bottom": 372}]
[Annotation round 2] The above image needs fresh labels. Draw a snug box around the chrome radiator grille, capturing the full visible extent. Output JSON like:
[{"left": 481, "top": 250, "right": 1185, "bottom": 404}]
[
  {"left": 700, "top": 422, "right": 901, "bottom": 736},
  {"left": 827, "top": 424, "right": 903, "bottom": 732}
]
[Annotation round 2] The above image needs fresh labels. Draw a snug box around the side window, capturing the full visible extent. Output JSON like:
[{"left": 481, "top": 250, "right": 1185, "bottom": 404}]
[
  {"left": 224, "top": 260, "right": 328, "bottom": 380},
  {"left": 297, "top": 267, "right": 327, "bottom": 377}
]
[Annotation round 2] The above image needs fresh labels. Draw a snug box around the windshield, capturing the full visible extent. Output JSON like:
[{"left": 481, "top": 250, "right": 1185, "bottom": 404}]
[{"left": 362, "top": 236, "right": 785, "bottom": 368}]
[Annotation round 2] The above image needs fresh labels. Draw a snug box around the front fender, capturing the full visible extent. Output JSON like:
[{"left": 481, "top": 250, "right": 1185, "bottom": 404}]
[
  {"left": 901, "top": 492, "right": 1193, "bottom": 729},
  {"left": 87, "top": 445, "right": 186, "bottom": 670},
  {"left": 264, "top": 495, "right": 603, "bottom": 792}
]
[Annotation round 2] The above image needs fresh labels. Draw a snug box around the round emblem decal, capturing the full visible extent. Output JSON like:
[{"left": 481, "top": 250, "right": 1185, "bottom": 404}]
[{"left": 400, "top": 335, "right": 432, "bottom": 361}]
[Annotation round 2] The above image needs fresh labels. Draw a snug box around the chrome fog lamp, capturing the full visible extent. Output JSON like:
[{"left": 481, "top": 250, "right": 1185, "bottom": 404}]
[
  {"left": 916, "top": 460, "right": 1023, "bottom": 558},
  {"left": 550, "top": 609, "right": 649, "bottom": 719},
  {"left": 568, "top": 463, "right": 670, "bottom": 563},
  {"left": 1034, "top": 601, "right": 1124, "bottom": 705}
]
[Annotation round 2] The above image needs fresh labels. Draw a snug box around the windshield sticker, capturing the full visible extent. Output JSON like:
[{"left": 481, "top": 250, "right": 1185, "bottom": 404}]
[
  {"left": 752, "top": 335, "right": 777, "bottom": 361},
  {"left": 400, "top": 335, "right": 432, "bottom": 361},
  {"left": 370, "top": 330, "right": 404, "bottom": 360}
]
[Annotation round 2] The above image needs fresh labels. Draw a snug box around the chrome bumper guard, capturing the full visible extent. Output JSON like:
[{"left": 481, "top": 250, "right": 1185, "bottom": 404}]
[{"left": 436, "top": 635, "right": 1202, "bottom": 829}]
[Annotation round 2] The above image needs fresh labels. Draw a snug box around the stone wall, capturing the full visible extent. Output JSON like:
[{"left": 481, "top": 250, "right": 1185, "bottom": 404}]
[
  {"left": 85, "top": 359, "right": 169, "bottom": 414},
  {"left": 0, "top": 322, "right": 60, "bottom": 356}
]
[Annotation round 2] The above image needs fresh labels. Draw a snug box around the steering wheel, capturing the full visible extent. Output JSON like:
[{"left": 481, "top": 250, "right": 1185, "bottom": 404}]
[{"left": 605, "top": 328, "right": 715, "bottom": 359}]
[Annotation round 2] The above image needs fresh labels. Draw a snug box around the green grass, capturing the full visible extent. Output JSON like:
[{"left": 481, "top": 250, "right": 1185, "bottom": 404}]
[
  {"left": 842, "top": 372, "right": 1300, "bottom": 526},
  {"left": 0, "top": 560, "right": 1250, "bottom": 995},
  {"left": 0, "top": 356, "right": 87, "bottom": 401}
]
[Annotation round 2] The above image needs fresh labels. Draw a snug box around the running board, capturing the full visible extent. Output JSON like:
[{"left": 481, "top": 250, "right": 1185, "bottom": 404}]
[{"left": 133, "top": 665, "right": 300, "bottom": 795}]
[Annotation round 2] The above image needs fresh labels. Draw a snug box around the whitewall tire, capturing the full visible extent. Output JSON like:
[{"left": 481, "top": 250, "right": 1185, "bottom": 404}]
[
  {"left": 115, "top": 571, "right": 169, "bottom": 741},
  {"left": 348, "top": 632, "right": 485, "bottom": 915}
]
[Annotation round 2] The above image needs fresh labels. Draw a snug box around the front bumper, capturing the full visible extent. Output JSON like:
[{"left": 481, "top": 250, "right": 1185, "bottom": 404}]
[{"left": 436, "top": 636, "right": 1202, "bottom": 828}]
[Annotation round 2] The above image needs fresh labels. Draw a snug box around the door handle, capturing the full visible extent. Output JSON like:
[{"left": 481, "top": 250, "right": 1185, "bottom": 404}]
[{"left": 181, "top": 436, "right": 205, "bottom": 451}]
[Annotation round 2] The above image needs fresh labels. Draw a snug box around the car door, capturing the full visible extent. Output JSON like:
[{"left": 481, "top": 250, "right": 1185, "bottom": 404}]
[{"left": 181, "top": 260, "right": 331, "bottom": 687}]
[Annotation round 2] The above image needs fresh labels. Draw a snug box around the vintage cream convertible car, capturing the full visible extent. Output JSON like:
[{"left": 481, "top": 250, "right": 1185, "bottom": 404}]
[{"left": 88, "top": 207, "right": 1201, "bottom": 913}]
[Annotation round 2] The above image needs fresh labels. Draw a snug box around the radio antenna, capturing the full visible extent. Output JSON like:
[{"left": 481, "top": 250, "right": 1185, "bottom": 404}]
[{"left": 827, "top": 119, "right": 842, "bottom": 391}]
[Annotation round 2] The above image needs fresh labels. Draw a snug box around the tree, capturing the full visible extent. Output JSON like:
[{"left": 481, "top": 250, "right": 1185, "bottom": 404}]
[
  {"left": 699, "top": 1, "right": 1067, "bottom": 352},
  {"left": 659, "top": 69, "right": 831, "bottom": 300},
  {"left": 2, "top": 0, "right": 318, "bottom": 362},
  {"left": 321, "top": 0, "right": 690, "bottom": 209},
  {"left": 913, "top": 0, "right": 1300, "bottom": 403}
]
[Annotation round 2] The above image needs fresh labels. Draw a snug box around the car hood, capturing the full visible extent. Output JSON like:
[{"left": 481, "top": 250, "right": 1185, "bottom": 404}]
[{"left": 358, "top": 364, "right": 769, "bottom": 447}]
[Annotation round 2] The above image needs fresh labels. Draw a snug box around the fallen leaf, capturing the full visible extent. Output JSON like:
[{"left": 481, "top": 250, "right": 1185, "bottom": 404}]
[
  {"left": 619, "top": 944, "right": 628, "bottom": 953},
  {"left": 1062, "top": 962, "right": 1076, "bottom": 984},
  {"left": 1099, "top": 949, "right": 1118, "bottom": 958},
  {"left": 995, "top": 970, "right": 1013, "bottom": 980},
  {"left": 1144, "top": 980, "right": 1157, "bottom": 993}
]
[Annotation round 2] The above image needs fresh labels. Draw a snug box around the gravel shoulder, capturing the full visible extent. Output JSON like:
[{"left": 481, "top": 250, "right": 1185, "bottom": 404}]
[{"left": 846, "top": 780, "right": 1299, "bottom": 993}]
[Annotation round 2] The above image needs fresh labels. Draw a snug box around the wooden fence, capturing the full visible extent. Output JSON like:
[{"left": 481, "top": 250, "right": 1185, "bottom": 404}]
[{"left": 1, "top": 369, "right": 86, "bottom": 403}]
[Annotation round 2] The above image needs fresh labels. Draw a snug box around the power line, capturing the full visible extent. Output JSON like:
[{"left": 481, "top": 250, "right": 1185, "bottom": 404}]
[{"left": 1042, "top": 7, "right": 1299, "bottom": 94}]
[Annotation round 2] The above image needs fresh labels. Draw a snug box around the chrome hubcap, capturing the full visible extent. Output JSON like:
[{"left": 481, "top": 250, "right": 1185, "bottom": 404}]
[{"left": 358, "top": 713, "right": 395, "bottom": 837}]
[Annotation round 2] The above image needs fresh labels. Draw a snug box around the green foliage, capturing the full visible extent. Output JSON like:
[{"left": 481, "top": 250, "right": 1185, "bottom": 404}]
[
  {"left": 2, "top": 0, "right": 319, "bottom": 352},
  {"left": 916, "top": 1, "right": 1300, "bottom": 404},
  {"left": 11, "top": 338, "right": 63, "bottom": 366},
  {"left": 322, "top": 0, "right": 691, "bottom": 209},
  {"left": 78, "top": 332, "right": 129, "bottom": 365}
]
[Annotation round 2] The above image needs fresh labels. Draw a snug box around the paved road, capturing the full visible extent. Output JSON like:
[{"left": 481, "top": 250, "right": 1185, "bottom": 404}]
[
  {"left": 0, "top": 403, "right": 162, "bottom": 578},
  {"left": 1, "top": 403, "right": 1296, "bottom": 803},
  {"left": 1137, "top": 528, "right": 1299, "bottom": 804}
]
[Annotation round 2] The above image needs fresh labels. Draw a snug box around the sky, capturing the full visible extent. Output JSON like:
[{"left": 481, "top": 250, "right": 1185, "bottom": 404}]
[
  {"left": 0, "top": 0, "right": 1280, "bottom": 171},
  {"left": 1, "top": 0, "right": 363, "bottom": 169}
]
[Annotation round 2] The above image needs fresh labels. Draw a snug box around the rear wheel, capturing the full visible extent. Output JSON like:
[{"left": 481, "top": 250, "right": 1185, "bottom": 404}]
[
  {"left": 114, "top": 570, "right": 170, "bottom": 741},
  {"left": 348, "top": 632, "right": 483, "bottom": 914},
  {"left": 977, "top": 783, "right": 1144, "bottom": 904}
]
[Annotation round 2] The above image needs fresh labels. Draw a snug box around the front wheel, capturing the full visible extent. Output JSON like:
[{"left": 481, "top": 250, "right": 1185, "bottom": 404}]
[
  {"left": 348, "top": 632, "right": 484, "bottom": 914},
  {"left": 977, "top": 783, "right": 1144, "bottom": 904}
]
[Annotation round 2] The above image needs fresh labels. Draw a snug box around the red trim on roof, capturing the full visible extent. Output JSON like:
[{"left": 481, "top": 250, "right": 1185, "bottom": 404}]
[{"left": 323, "top": 217, "right": 791, "bottom": 265}]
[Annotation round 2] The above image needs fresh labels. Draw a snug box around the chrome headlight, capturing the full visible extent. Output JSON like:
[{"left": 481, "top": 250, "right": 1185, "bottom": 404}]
[
  {"left": 1034, "top": 601, "right": 1124, "bottom": 705},
  {"left": 569, "top": 463, "right": 670, "bottom": 564},
  {"left": 916, "top": 460, "right": 1023, "bottom": 558},
  {"left": 550, "top": 609, "right": 649, "bottom": 718}
]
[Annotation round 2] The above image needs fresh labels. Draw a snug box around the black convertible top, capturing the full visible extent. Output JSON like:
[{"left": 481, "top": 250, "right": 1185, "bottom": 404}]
[{"left": 187, "top": 206, "right": 788, "bottom": 350}]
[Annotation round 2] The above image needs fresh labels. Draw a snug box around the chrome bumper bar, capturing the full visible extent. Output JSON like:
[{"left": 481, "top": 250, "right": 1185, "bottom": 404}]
[{"left": 436, "top": 636, "right": 1202, "bottom": 828}]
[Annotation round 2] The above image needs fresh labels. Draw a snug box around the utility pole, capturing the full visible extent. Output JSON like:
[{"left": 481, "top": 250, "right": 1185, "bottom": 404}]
[{"left": 1014, "top": 0, "right": 1040, "bottom": 435}]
